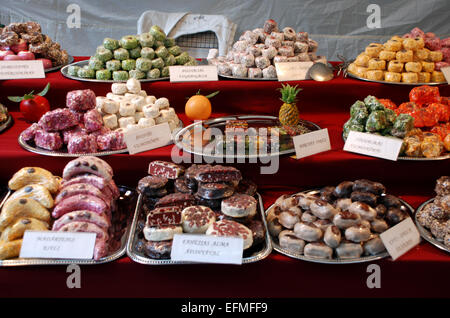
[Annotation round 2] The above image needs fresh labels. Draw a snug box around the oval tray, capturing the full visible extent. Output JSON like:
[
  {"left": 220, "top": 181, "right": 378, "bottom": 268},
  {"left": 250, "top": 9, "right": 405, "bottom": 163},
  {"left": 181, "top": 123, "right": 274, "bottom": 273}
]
[
  {"left": 174, "top": 114, "right": 321, "bottom": 160},
  {"left": 348, "top": 72, "right": 446, "bottom": 86},
  {"left": 266, "top": 189, "right": 415, "bottom": 264},
  {"left": 61, "top": 60, "right": 170, "bottom": 83},
  {"left": 219, "top": 74, "right": 277, "bottom": 81},
  {"left": 415, "top": 198, "right": 449, "bottom": 253},
  {"left": 127, "top": 192, "right": 273, "bottom": 265},
  {"left": 0, "top": 186, "right": 138, "bottom": 266},
  {"left": 45, "top": 55, "right": 74, "bottom": 73},
  {"left": 0, "top": 114, "right": 14, "bottom": 134}
]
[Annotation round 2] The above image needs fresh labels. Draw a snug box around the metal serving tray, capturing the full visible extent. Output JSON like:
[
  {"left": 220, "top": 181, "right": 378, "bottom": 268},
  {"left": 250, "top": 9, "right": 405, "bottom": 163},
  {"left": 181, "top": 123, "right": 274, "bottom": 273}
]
[
  {"left": 415, "top": 198, "right": 449, "bottom": 253},
  {"left": 219, "top": 74, "right": 278, "bottom": 81},
  {"left": 348, "top": 72, "right": 446, "bottom": 86},
  {"left": 266, "top": 189, "right": 415, "bottom": 264},
  {"left": 127, "top": 192, "right": 272, "bottom": 265},
  {"left": 174, "top": 114, "right": 321, "bottom": 160},
  {"left": 0, "top": 186, "right": 137, "bottom": 266},
  {"left": 45, "top": 55, "right": 74, "bottom": 73},
  {"left": 61, "top": 60, "right": 170, "bottom": 83}
]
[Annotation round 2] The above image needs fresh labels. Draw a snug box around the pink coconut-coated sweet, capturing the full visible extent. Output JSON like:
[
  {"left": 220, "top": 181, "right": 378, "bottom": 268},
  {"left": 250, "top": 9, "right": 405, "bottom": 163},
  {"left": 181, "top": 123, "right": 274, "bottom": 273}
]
[{"left": 66, "top": 89, "right": 96, "bottom": 112}]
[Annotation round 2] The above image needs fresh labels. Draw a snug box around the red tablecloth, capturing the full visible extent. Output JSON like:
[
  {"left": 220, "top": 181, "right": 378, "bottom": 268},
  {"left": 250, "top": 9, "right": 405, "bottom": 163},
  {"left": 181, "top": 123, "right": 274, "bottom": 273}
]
[{"left": 0, "top": 59, "right": 448, "bottom": 298}]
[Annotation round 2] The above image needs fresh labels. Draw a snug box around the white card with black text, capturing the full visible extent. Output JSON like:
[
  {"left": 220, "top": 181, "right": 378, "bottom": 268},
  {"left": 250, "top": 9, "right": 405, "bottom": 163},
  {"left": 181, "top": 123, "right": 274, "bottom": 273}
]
[
  {"left": 293, "top": 128, "right": 331, "bottom": 159},
  {"left": 380, "top": 218, "right": 421, "bottom": 261},
  {"left": 344, "top": 131, "right": 403, "bottom": 161}
]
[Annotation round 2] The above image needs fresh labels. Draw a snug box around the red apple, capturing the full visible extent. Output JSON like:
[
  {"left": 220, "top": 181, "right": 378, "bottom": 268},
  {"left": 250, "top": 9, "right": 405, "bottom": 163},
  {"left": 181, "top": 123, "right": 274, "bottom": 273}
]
[
  {"left": 3, "top": 55, "right": 22, "bottom": 61},
  {"left": 0, "top": 50, "right": 14, "bottom": 60},
  {"left": 10, "top": 39, "right": 28, "bottom": 54},
  {"left": 36, "top": 58, "right": 52, "bottom": 69},
  {"left": 17, "top": 50, "right": 35, "bottom": 60}
]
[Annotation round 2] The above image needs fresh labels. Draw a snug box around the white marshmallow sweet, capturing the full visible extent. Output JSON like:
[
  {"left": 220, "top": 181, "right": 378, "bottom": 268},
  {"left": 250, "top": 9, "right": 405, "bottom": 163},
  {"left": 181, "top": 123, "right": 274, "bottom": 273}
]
[
  {"left": 102, "top": 99, "right": 119, "bottom": 114},
  {"left": 103, "top": 114, "right": 118, "bottom": 129},
  {"left": 131, "top": 96, "right": 146, "bottom": 111},
  {"left": 143, "top": 105, "right": 160, "bottom": 118},
  {"left": 168, "top": 119, "right": 179, "bottom": 131},
  {"left": 126, "top": 78, "right": 141, "bottom": 94},
  {"left": 160, "top": 107, "right": 176, "bottom": 121},
  {"left": 96, "top": 96, "right": 106, "bottom": 108},
  {"left": 138, "top": 90, "right": 147, "bottom": 97},
  {"left": 155, "top": 97, "right": 170, "bottom": 109},
  {"left": 155, "top": 116, "right": 169, "bottom": 125},
  {"left": 134, "top": 111, "right": 145, "bottom": 123},
  {"left": 124, "top": 93, "right": 138, "bottom": 99},
  {"left": 119, "top": 101, "right": 136, "bottom": 117},
  {"left": 118, "top": 116, "right": 135, "bottom": 128},
  {"left": 145, "top": 96, "right": 157, "bottom": 104},
  {"left": 138, "top": 117, "right": 156, "bottom": 128},
  {"left": 111, "top": 83, "right": 128, "bottom": 95}
]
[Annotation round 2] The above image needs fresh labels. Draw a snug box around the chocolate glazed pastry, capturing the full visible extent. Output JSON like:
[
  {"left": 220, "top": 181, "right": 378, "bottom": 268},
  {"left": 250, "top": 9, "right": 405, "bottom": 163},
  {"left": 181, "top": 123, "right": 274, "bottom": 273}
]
[
  {"left": 195, "top": 195, "right": 223, "bottom": 211},
  {"left": 174, "top": 177, "right": 196, "bottom": 194},
  {"left": 137, "top": 239, "right": 172, "bottom": 259},
  {"left": 196, "top": 182, "right": 234, "bottom": 200},
  {"left": 236, "top": 179, "right": 257, "bottom": 196},
  {"left": 137, "top": 175, "right": 168, "bottom": 197}
]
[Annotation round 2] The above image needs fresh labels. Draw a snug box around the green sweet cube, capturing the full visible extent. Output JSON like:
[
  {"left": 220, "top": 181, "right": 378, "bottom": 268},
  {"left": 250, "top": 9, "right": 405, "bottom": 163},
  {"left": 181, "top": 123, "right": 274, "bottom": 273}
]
[
  {"left": 88, "top": 57, "right": 104, "bottom": 71},
  {"left": 103, "top": 38, "right": 119, "bottom": 51},
  {"left": 136, "top": 57, "right": 152, "bottom": 72},
  {"left": 175, "top": 52, "right": 189, "bottom": 65},
  {"left": 106, "top": 59, "right": 121, "bottom": 71},
  {"left": 141, "top": 47, "right": 155, "bottom": 60},
  {"left": 129, "top": 69, "right": 146, "bottom": 79},
  {"left": 147, "top": 68, "right": 161, "bottom": 79},
  {"left": 96, "top": 69, "right": 111, "bottom": 80},
  {"left": 113, "top": 70, "right": 129, "bottom": 81},
  {"left": 161, "top": 66, "right": 170, "bottom": 77},
  {"left": 121, "top": 59, "right": 136, "bottom": 71},
  {"left": 149, "top": 25, "right": 166, "bottom": 41},
  {"left": 164, "top": 54, "right": 176, "bottom": 66},
  {"left": 114, "top": 48, "right": 129, "bottom": 60},
  {"left": 391, "top": 113, "right": 414, "bottom": 138},
  {"left": 78, "top": 68, "right": 95, "bottom": 78},
  {"left": 365, "top": 110, "right": 387, "bottom": 132},
  {"left": 155, "top": 46, "right": 169, "bottom": 59},
  {"left": 68, "top": 65, "right": 80, "bottom": 76},
  {"left": 151, "top": 57, "right": 164, "bottom": 70},
  {"left": 120, "top": 35, "right": 139, "bottom": 49},
  {"left": 95, "top": 48, "right": 113, "bottom": 62},
  {"left": 139, "top": 33, "right": 155, "bottom": 48},
  {"left": 364, "top": 95, "right": 385, "bottom": 112},
  {"left": 168, "top": 45, "right": 182, "bottom": 56},
  {"left": 163, "top": 37, "right": 176, "bottom": 47},
  {"left": 129, "top": 46, "right": 142, "bottom": 59}
]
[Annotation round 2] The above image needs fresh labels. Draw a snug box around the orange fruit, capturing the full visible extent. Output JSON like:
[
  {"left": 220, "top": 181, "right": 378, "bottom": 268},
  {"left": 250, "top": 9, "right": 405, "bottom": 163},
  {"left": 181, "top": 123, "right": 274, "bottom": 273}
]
[{"left": 185, "top": 95, "right": 212, "bottom": 120}]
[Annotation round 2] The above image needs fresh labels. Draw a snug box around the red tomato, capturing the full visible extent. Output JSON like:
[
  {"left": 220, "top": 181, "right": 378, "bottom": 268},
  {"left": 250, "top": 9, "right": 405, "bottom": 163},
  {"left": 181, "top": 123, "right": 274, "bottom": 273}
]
[{"left": 20, "top": 95, "right": 50, "bottom": 122}]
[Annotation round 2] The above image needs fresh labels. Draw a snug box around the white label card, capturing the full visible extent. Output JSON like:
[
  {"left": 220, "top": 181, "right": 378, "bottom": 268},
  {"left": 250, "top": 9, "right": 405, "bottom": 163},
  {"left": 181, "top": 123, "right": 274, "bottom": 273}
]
[
  {"left": 293, "top": 128, "right": 331, "bottom": 159},
  {"left": 343, "top": 131, "right": 403, "bottom": 161},
  {"left": 380, "top": 218, "right": 421, "bottom": 261},
  {"left": 275, "top": 62, "right": 314, "bottom": 81},
  {"left": 169, "top": 65, "right": 218, "bottom": 82},
  {"left": 123, "top": 122, "right": 173, "bottom": 155},
  {"left": 0, "top": 60, "right": 45, "bottom": 79},
  {"left": 20, "top": 231, "right": 96, "bottom": 259},
  {"left": 440, "top": 66, "right": 450, "bottom": 84},
  {"left": 170, "top": 234, "right": 244, "bottom": 265}
]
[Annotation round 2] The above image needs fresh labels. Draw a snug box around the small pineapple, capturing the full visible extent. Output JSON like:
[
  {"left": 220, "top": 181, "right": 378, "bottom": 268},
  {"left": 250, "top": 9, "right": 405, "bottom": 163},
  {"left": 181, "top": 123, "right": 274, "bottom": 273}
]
[{"left": 278, "top": 84, "right": 302, "bottom": 126}]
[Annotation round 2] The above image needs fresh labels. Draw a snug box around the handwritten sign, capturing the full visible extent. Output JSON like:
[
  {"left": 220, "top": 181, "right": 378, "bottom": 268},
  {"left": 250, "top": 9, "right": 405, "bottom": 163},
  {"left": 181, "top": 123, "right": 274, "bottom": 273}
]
[
  {"left": 380, "top": 218, "right": 421, "bottom": 260},
  {"left": 344, "top": 131, "right": 403, "bottom": 161},
  {"left": 293, "top": 128, "right": 331, "bottom": 159},
  {"left": 169, "top": 65, "right": 218, "bottom": 82},
  {"left": 20, "top": 231, "right": 96, "bottom": 259},
  {"left": 170, "top": 234, "right": 244, "bottom": 264},
  {"left": 0, "top": 60, "right": 45, "bottom": 79},
  {"left": 275, "top": 61, "right": 313, "bottom": 81},
  {"left": 440, "top": 66, "right": 450, "bottom": 84},
  {"left": 123, "top": 122, "right": 173, "bottom": 155}
]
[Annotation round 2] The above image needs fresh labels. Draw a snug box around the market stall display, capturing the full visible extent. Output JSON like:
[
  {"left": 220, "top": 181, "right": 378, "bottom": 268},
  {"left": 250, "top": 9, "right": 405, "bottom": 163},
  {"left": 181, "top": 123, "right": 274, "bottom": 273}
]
[
  {"left": 415, "top": 176, "right": 450, "bottom": 252},
  {"left": 0, "top": 21, "right": 72, "bottom": 71},
  {"left": 266, "top": 179, "right": 414, "bottom": 263},
  {"left": 61, "top": 25, "right": 197, "bottom": 82},
  {"left": 127, "top": 160, "right": 272, "bottom": 264},
  {"left": 208, "top": 19, "right": 325, "bottom": 80},
  {"left": 0, "top": 157, "right": 137, "bottom": 265},
  {"left": 347, "top": 27, "right": 448, "bottom": 84}
]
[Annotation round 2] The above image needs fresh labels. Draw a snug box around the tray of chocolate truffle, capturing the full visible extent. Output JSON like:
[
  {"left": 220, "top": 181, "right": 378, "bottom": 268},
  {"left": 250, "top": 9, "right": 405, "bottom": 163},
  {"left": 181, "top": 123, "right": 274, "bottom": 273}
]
[
  {"left": 343, "top": 87, "right": 450, "bottom": 160},
  {"left": 415, "top": 176, "right": 450, "bottom": 253},
  {"left": 61, "top": 25, "right": 196, "bottom": 82},
  {"left": 207, "top": 19, "right": 325, "bottom": 80},
  {"left": 126, "top": 161, "right": 272, "bottom": 264},
  {"left": 0, "top": 21, "right": 72, "bottom": 72},
  {"left": 19, "top": 79, "right": 182, "bottom": 156},
  {"left": 0, "top": 157, "right": 138, "bottom": 265},
  {"left": 266, "top": 179, "right": 414, "bottom": 264},
  {"left": 347, "top": 27, "right": 448, "bottom": 84}
]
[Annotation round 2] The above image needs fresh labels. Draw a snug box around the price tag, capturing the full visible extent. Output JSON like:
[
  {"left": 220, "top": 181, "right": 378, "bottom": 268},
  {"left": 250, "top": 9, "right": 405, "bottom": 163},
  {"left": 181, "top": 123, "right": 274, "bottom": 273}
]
[
  {"left": 380, "top": 218, "right": 421, "bottom": 261},
  {"left": 169, "top": 65, "right": 218, "bottom": 82},
  {"left": 343, "top": 131, "right": 403, "bottom": 161},
  {"left": 275, "top": 61, "right": 313, "bottom": 81},
  {"left": 0, "top": 60, "right": 45, "bottom": 79},
  {"left": 19, "top": 231, "right": 96, "bottom": 259},
  {"left": 123, "top": 122, "right": 173, "bottom": 155},
  {"left": 440, "top": 66, "right": 450, "bottom": 84},
  {"left": 293, "top": 128, "right": 331, "bottom": 159},
  {"left": 171, "top": 234, "right": 244, "bottom": 265}
]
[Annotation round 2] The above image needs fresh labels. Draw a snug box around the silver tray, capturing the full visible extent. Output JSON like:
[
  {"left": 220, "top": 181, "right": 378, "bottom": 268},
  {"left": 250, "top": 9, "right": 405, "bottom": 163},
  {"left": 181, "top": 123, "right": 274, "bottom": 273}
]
[
  {"left": 0, "top": 114, "right": 13, "bottom": 134},
  {"left": 127, "top": 192, "right": 273, "bottom": 265},
  {"left": 61, "top": 60, "right": 170, "bottom": 83},
  {"left": 45, "top": 55, "right": 74, "bottom": 73},
  {"left": 174, "top": 114, "right": 321, "bottom": 160},
  {"left": 348, "top": 72, "right": 446, "bottom": 86},
  {"left": 219, "top": 74, "right": 277, "bottom": 81},
  {"left": 415, "top": 198, "right": 449, "bottom": 253},
  {"left": 18, "top": 120, "right": 184, "bottom": 157},
  {"left": 0, "top": 185, "right": 138, "bottom": 266},
  {"left": 266, "top": 189, "right": 415, "bottom": 264}
]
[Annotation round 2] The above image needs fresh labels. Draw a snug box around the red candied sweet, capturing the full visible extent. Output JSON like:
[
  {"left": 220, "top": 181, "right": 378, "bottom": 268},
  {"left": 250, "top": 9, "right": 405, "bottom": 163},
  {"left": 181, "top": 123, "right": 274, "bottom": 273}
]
[
  {"left": 410, "top": 27, "right": 425, "bottom": 39},
  {"left": 440, "top": 47, "right": 450, "bottom": 62},
  {"left": 411, "top": 108, "right": 439, "bottom": 127},
  {"left": 378, "top": 99, "right": 397, "bottom": 110},
  {"left": 67, "top": 134, "right": 98, "bottom": 154},
  {"left": 424, "top": 37, "right": 441, "bottom": 51},
  {"left": 440, "top": 96, "right": 450, "bottom": 106},
  {"left": 62, "top": 126, "right": 87, "bottom": 144},
  {"left": 425, "top": 32, "right": 436, "bottom": 38},
  {"left": 38, "top": 108, "right": 78, "bottom": 132},
  {"left": 396, "top": 101, "right": 419, "bottom": 116},
  {"left": 21, "top": 123, "right": 40, "bottom": 142},
  {"left": 90, "top": 126, "right": 111, "bottom": 137},
  {"left": 431, "top": 125, "right": 448, "bottom": 140},
  {"left": 435, "top": 61, "right": 450, "bottom": 71},
  {"left": 70, "top": 109, "right": 84, "bottom": 124},
  {"left": 66, "top": 89, "right": 96, "bottom": 112},
  {"left": 34, "top": 129, "right": 63, "bottom": 150},
  {"left": 442, "top": 38, "right": 450, "bottom": 48},
  {"left": 427, "top": 103, "right": 450, "bottom": 122},
  {"left": 96, "top": 130, "right": 126, "bottom": 151},
  {"left": 409, "top": 86, "right": 440, "bottom": 106},
  {"left": 83, "top": 109, "right": 103, "bottom": 132}
]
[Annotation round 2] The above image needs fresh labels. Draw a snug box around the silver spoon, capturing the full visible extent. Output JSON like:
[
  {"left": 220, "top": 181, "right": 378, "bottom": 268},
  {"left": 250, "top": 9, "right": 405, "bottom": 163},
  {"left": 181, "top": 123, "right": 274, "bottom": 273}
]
[{"left": 309, "top": 62, "right": 334, "bottom": 81}]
